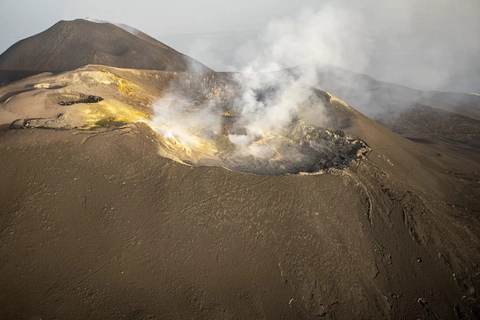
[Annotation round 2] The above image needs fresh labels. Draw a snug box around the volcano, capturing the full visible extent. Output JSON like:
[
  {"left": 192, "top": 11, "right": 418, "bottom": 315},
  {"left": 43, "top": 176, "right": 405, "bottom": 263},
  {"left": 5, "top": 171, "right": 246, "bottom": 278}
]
[
  {"left": 0, "top": 19, "right": 212, "bottom": 85},
  {"left": 0, "top": 21, "right": 479, "bottom": 319}
]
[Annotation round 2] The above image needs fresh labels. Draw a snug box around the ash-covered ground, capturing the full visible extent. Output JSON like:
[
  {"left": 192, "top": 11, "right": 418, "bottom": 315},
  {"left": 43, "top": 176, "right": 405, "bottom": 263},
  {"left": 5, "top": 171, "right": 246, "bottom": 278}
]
[{"left": 0, "top": 19, "right": 480, "bottom": 320}]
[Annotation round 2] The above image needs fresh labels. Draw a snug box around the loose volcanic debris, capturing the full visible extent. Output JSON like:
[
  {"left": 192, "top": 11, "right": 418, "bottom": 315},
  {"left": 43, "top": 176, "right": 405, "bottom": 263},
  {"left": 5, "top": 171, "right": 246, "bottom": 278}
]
[
  {"left": 8, "top": 114, "right": 368, "bottom": 175},
  {"left": 208, "top": 123, "right": 369, "bottom": 175},
  {"left": 1, "top": 20, "right": 479, "bottom": 318},
  {"left": 58, "top": 94, "right": 104, "bottom": 106}
]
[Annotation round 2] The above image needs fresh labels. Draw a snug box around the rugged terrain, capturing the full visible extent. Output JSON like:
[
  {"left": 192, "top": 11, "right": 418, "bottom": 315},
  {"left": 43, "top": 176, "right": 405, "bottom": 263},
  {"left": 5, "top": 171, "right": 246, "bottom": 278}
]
[
  {"left": 0, "top": 19, "right": 211, "bottom": 85},
  {"left": 0, "top": 20, "right": 479, "bottom": 319},
  {"left": 308, "top": 65, "right": 480, "bottom": 134}
]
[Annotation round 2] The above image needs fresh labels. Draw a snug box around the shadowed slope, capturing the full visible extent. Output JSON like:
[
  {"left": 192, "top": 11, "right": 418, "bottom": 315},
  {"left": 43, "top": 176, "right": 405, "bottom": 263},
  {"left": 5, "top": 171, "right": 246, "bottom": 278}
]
[
  {"left": 283, "top": 65, "right": 480, "bottom": 136},
  {"left": 0, "top": 107, "right": 479, "bottom": 319},
  {"left": 0, "top": 63, "right": 479, "bottom": 318},
  {"left": 0, "top": 19, "right": 212, "bottom": 85}
]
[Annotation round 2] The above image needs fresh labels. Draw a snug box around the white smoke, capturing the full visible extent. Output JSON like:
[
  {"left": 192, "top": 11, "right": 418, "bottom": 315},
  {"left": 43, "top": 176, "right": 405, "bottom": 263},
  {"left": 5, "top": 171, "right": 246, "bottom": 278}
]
[
  {"left": 152, "top": 4, "right": 363, "bottom": 138},
  {"left": 149, "top": 93, "right": 222, "bottom": 146},
  {"left": 241, "top": 5, "right": 367, "bottom": 73},
  {"left": 229, "top": 71, "right": 320, "bottom": 147},
  {"left": 149, "top": 4, "right": 365, "bottom": 173},
  {"left": 223, "top": 5, "right": 359, "bottom": 149},
  {"left": 169, "top": 1, "right": 480, "bottom": 94}
]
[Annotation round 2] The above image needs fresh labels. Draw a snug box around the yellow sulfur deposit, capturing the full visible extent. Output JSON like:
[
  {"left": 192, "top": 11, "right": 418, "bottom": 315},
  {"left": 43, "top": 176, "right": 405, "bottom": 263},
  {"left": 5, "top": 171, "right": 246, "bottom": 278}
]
[
  {"left": 139, "top": 120, "right": 219, "bottom": 165},
  {"left": 117, "top": 78, "right": 135, "bottom": 96},
  {"left": 70, "top": 99, "right": 148, "bottom": 130}
]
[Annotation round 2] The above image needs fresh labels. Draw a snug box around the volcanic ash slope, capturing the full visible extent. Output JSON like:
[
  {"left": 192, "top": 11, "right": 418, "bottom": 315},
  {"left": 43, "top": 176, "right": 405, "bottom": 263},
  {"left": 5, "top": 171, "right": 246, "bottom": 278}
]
[
  {"left": 0, "top": 65, "right": 479, "bottom": 319},
  {"left": 0, "top": 19, "right": 212, "bottom": 85}
]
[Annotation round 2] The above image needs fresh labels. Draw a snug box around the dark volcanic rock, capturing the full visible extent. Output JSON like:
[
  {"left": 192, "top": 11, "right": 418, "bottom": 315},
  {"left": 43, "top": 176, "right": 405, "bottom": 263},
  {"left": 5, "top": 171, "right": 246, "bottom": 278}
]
[
  {"left": 285, "top": 64, "right": 480, "bottom": 136},
  {"left": 0, "top": 19, "right": 212, "bottom": 85},
  {"left": 0, "top": 119, "right": 479, "bottom": 319},
  {"left": 376, "top": 103, "right": 480, "bottom": 136},
  {"left": 0, "top": 44, "right": 479, "bottom": 318},
  {"left": 58, "top": 94, "right": 103, "bottom": 106}
]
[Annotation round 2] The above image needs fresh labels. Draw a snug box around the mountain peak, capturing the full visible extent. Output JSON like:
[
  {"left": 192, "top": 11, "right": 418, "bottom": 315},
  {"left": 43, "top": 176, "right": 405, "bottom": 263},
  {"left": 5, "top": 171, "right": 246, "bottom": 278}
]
[{"left": 0, "top": 19, "right": 212, "bottom": 84}]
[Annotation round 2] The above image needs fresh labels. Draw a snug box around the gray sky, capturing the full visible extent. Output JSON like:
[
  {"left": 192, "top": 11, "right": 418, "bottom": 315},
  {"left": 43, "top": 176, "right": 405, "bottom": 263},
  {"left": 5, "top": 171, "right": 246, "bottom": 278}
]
[
  {"left": 0, "top": 0, "right": 322, "bottom": 53},
  {"left": 1, "top": 0, "right": 479, "bottom": 92}
]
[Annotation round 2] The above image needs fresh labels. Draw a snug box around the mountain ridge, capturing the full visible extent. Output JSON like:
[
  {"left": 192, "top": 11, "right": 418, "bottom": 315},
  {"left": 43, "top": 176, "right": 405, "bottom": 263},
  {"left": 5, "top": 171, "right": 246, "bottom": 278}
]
[
  {"left": 0, "top": 20, "right": 479, "bottom": 319},
  {"left": 0, "top": 19, "right": 212, "bottom": 85}
]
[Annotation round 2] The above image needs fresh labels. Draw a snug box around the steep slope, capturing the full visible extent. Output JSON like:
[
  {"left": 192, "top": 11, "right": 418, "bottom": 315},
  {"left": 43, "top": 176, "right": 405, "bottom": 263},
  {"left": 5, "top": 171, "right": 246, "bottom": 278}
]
[
  {"left": 0, "top": 19, "right": 212, "bottom": 85},
  {"left": 312, "top": 65, "right": 480, "bottom": 120},
  {"left": 377, "top": 103, "right": 480, "bottom": 136},
  {"left": 285, "top": 65, "right": 480, "bottom": 136},
  {"left": 0, "top": 65, "right": 479, "bottom": 318}
]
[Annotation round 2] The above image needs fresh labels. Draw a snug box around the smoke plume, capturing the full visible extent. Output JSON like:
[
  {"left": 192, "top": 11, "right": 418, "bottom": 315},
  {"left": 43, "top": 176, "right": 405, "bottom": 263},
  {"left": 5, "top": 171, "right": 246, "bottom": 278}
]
[
  {"left": 170, "top": 1, "right": 480, "bottom": 94},
  {"left": 148, "top": 4, "right": 383, "bottom": 174}
]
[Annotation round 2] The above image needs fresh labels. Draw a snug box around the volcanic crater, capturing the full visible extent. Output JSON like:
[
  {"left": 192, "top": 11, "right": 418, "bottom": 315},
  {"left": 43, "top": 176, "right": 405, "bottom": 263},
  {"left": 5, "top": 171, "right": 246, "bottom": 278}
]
[
  {"left": 1, "top": 19, "right": 480, "bottom": 320},
  {"left": 5, "top": 66, "right": 368, "bottom": 175}
]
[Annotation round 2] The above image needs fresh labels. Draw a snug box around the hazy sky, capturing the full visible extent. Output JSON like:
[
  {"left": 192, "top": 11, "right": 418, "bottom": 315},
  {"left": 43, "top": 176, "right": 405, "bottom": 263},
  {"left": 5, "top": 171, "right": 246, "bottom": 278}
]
[
  {"left": 1, "top": 0, "right": 479, "bottom": 92},
  {"left": 0, "top": 0, "right": 323, "bottom": 53}
]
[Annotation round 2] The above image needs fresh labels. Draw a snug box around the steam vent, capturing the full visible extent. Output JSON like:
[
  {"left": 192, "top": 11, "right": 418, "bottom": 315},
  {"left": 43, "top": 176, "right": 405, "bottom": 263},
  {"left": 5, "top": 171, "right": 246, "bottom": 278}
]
[
  {"left": 5, "top": 65, "right": 368, "bottom": 175},
  {"left": 2, "top": 19, "right": 480, "bottom": 320},
  {"left": 147, "top": 81, "right": 368, "bottom": 175}
]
